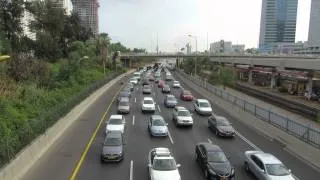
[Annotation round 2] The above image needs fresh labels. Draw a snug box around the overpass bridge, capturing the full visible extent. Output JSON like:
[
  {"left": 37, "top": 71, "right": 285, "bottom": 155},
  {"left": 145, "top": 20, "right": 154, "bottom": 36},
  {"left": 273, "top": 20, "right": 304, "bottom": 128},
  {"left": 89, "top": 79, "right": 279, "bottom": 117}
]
[{"left": 120, "top": 53, "right": 320, "bottom": 71}]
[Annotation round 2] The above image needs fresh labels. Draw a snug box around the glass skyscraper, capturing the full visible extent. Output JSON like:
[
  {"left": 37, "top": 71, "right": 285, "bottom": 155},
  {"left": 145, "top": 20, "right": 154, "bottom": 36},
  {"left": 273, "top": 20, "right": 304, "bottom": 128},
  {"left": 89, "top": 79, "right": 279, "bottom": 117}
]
[
  {"left": 258, "top": 0, "right": 298, "bottom": 52},
  {"left": 308, "top": 0, "right": 320, "bottom": 46}
]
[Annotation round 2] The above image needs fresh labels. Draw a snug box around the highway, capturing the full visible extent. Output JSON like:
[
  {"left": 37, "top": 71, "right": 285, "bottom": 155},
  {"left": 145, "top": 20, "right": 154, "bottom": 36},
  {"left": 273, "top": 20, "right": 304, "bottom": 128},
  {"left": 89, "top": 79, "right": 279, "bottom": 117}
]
[{"left": 24, "top": 70, "right": 319, "bottom": 180}]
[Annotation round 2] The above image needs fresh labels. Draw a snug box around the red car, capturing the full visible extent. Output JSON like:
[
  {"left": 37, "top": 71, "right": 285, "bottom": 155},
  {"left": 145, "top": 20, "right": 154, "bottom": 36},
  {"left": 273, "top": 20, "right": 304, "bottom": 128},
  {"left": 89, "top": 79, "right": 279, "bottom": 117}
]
[
  {"left": 158, "top": 80, "right": 165, "bottom": 88},
  {"left": 180, "top": 90, "right": 194, "bottom": 101}
]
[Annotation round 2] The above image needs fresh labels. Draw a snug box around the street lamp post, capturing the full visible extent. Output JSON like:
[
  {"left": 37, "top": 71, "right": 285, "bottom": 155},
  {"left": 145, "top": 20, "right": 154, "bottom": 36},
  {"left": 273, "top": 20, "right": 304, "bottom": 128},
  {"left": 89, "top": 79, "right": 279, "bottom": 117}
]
[{"left": 188, "top": 35, "right": 198, "bottom": 76}]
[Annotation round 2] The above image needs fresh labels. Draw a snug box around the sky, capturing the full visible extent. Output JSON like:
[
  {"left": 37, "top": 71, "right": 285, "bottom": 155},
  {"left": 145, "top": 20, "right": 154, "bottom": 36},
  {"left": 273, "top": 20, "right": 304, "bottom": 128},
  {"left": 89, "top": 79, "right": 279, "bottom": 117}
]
[{"left": 99, "top": 0, "right": 311, "bottom": 52}]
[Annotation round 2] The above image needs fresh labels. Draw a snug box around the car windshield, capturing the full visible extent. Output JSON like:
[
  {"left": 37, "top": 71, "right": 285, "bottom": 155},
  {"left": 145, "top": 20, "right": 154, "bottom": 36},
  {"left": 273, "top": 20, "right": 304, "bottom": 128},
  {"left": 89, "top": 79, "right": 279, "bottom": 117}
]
[
  {"left": 119, "top": 101, "right": 129, "bottom": 106},
  {"left": 265, "top": 164, "right": 291, "bottom": 176},
  {"left": 207, "top": 151, "right": 228, "bottom": 162},
  {"left": 199, "top": 102, "right": 210, "bottom": 107},
  {"left": 153, "top": 158, "right": 177, "bottom": 171},
  {"left": 178, "top": 110, "right": 190, "bottom": 116},
  {"left": 144, "top": 85, "right": 151, "bottom": 89},
  {"left": 217, "top": 119, "right": 231, "bottom": 126},
  {"left": 167, "top": 97, "right": 176, "bottom": 101},
  {"left": 109, "top": 118, "right": 123, "bottom": 124},
  {"left": 130, "top": 78, "right": 137, "bottom": 81},
  {"left": 152, "top": 119, "right": 166, "bottom": 126},
  {"left": 144, "top": 100, "right": 154, "bottom": 104},
  {"left": 104, "top": 137, "right": 122, "bottom": 146}
]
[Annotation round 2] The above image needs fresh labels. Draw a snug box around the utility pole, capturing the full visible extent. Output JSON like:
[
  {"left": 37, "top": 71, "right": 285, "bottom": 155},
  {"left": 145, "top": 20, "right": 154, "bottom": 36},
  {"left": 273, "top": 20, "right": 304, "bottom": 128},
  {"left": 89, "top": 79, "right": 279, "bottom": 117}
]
[{"left": 156, "top": 33, "right": 159, "bottom": 55}]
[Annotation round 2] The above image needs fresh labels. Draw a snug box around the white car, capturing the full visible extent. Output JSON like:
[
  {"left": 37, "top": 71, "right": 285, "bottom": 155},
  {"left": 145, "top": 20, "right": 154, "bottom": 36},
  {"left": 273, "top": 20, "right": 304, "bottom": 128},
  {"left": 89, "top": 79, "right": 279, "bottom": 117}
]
[
  {"left": 148, "top": 147, "right": 181, "bottom": 180},
  {"left": 172, "top": 106, "right": 193, "bottom": 127},
  {"left": 244, "top": 151, "right": 295, "bottom": 180},
  {"left": 133, "top": 72, "right": 141, "bottom": 81},
  {"left": 194, "top": 99, "right": 212, "bottom": 116},
  {"left": 172, "top": 81, "right": 181, "bottom": 88},
  {"left": 105, "top": 115, "right": 126, "bottom": 134},
  {"left": 142, "top": 97, "right": 156, "bottom": 113},
  {"left": 130, "top": 77, "right": 138, "bottom": 85}
]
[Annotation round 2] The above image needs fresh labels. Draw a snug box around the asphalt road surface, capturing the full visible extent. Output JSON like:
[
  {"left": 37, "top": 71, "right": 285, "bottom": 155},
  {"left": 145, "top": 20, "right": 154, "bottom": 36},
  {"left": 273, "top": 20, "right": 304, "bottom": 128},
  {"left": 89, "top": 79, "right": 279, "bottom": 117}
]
[{"left": 24, "top": 70, "right": 319, "bottom": 180}]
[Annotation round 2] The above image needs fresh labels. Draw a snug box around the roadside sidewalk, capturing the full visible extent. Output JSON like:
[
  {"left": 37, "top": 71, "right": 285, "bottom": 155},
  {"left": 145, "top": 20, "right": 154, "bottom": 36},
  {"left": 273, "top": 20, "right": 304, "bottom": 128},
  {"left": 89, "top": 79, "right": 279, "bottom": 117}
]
[{"left": 175, "top": 72, "right": 320, "bottom": 172}]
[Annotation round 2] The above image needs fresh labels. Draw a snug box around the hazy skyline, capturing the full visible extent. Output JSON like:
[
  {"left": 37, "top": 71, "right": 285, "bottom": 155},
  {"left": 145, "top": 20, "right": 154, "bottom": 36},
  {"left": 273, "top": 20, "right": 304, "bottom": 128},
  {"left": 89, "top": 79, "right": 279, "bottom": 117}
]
[{"left": 99, "top": 0, "right": 311, "bottom": 52}]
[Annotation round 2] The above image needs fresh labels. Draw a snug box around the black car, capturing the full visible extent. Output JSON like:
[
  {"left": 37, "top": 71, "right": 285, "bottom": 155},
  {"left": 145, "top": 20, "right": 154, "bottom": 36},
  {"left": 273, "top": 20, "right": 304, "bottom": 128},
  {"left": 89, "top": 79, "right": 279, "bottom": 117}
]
[
  {"left": 195, "top": 143, "right": 235, "bottom": 179},
  {"left": 162, "top": 84, "right": 171, "bottom": 93},
  {"left": 208, "top": 115, "right": 235, "bottom": 137},
  {"left": 101, "top": 131, "right": 125, "bottom": 163}
]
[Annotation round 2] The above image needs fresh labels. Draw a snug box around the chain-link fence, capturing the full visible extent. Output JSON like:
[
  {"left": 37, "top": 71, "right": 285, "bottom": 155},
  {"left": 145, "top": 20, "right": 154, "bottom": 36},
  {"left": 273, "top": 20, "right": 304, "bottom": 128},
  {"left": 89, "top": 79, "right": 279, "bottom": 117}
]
[{"left": 176, "top": 69, "right": 320, "bottom": 149}]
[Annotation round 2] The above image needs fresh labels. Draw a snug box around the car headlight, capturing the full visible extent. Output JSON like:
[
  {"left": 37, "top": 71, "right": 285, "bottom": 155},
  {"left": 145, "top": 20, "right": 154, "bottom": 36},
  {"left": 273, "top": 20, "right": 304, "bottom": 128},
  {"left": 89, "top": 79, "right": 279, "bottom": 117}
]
[
  {"left": 231, "top": 167, "right": 235, "bottom": 175},
  {"left": 208, "top": 168, "right": 216, "bottom": 175}
]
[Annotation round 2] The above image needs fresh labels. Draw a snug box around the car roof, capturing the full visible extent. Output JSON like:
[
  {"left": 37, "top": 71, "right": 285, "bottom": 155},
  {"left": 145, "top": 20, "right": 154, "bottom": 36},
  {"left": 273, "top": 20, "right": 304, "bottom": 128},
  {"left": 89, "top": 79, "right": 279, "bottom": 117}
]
[
  {"left": 110, "top": 115, "right": 123, "bottom": 119},
  {"left": 143, "top": 97, "right": 154, "bottom": 100},
  {"left": 153, "top": 147, "right": 171, "bottom": 156},
  {"left": 254, "top": 153, "right": 282, "bottom": 164},
  {"left": 106, "top": 131, "right": 122, "bottom": 138},
  {"left": 212, "top": 115, "right": 228, "bottom": 122},
  {"left": 197, "top": 99, "right": 209, "bottom": 103},
  {"left": 166, "top": 94, "right": 175, "bottom": 98},
  {"left": 198, "top": 143, "right": 222, "bottom": 152}
]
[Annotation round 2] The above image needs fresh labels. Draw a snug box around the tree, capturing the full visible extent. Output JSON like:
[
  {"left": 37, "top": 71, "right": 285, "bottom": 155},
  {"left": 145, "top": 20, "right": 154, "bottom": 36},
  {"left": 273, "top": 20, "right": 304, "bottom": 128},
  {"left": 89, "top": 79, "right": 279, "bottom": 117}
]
[
  {"left": 97, "top": 33, "right": 110, "bottom": 74},
  {"left": 219, "top": 66, "right": 235, "bottom": 89},
  {"left": 133, "top": 48, "right": 146, "bottom": 53},
  {"left": 0, "top": 0, "right": 25, "bottom": 54},
  {"left": 109, "top": 42, "right": 130, "bottom": 53}
]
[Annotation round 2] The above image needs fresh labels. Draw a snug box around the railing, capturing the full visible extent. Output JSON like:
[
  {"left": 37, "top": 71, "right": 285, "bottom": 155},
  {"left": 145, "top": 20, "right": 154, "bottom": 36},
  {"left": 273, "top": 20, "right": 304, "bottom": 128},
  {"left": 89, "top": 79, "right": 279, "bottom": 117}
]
[{"left": 175, "top": 69, "right": 320, "bottom": 149}]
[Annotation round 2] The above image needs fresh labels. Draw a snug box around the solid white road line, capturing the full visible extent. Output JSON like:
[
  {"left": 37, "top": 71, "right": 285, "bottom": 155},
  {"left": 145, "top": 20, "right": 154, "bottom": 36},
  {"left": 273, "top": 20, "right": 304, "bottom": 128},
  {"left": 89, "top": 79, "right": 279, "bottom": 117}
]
[
  {"left": 135, "top": 98, "right": 136, "bottom": 103},
  {"left": 130, "top": 160, "right": 134, "bottom": 180},
  {"left": 157, "top": 105, "right": 161, "bottom": 112},
  {"left": 132, "top": 116, "right": 135, "bottom": 126},
  {"left": 207, "top": 138, "right": 212, "bottom": 144},
  {"left": 168, "top": 130, "right": 174, "bottom": 144},
  {"left": 235, "top": 130, "right": 261, "bottom": 151}
]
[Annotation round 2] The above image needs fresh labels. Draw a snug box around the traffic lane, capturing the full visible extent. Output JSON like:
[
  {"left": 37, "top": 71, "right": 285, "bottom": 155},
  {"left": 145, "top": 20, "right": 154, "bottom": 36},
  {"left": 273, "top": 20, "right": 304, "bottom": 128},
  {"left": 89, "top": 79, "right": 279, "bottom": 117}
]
[
  {"left": 23, "top": 80, "right": 124, "bottom": 180},
  {"left": 174, "top": 74, "right": 320, "bottom": 179},
  {"left": 76, "top": 98, "right": 132, "bottom": 180},
  {"left": 158, "top": 86, "right": 256, "bottom": 180}
]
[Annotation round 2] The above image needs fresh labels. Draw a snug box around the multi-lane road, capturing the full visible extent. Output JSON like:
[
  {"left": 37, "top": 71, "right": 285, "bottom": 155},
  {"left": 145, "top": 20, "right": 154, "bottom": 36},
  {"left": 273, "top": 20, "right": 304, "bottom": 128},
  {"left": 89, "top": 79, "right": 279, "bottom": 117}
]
[{"left": 24, "top": 69, "right": 319, "bottom": 180}]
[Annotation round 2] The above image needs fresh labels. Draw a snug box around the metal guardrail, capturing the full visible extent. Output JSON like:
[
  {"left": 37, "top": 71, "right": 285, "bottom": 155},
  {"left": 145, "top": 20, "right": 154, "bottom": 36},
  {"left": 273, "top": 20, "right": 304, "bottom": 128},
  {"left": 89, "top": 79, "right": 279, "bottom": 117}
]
[{"left": 175, "top": 69, "right": 320, "bottom": 149}]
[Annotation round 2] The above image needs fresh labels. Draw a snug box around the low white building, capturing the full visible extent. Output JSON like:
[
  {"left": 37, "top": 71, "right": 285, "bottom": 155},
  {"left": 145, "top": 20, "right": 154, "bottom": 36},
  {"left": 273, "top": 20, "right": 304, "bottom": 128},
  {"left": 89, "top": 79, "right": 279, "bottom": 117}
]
[
  {"left": 210, "top": 40, "right": 232, "bottom": 54},
  {"left": 232, "top": 44, "right": 245, "bottom": 53}
]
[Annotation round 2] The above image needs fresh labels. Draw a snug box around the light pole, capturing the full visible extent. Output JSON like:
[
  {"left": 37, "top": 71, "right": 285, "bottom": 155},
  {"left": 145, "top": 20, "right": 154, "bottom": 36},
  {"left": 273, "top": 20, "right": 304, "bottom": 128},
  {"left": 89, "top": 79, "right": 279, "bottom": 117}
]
[{"left": 188, "top": 34, "right": 198, "bottom": 76}]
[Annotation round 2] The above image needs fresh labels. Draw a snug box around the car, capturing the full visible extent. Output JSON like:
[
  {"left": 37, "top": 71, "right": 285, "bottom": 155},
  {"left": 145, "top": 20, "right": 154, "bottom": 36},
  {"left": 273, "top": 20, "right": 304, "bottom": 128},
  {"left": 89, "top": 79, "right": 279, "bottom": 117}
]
[
  {"left": 101, "top": 131, "right": 125, "bottom": 163},
  {"left": 130, "top": 77, "right": 138, "bottom": 85},
  {"left": 165, "top": 74, "right": 173, "bottom": 81},
  {"left": 194, "top": 99, "right": 213, "bottom": 115},
  {"left": 195, "top": 143, "right": 235, "bottom": 179},
  {"left": 117, "top": 97, "right": 130, "bottom": 114},
  {"left": 162, "top": 84, "right": 171, "bottom": 93},
  {"left": 148, "top": 115, "right": 168, "bottom": 137},
  {"left": 158, "top": 80, "right": 165, "bottom": 88},
  {"left": 172, "top": 81, "right": 181, "bottom": 88},
  {"left": 105, "top": 115, "right": 126, "bottom": 134},
  {"left": 155, "top": 77, "right": 161, "bottom": 83},
  {"left": 172, "top": 106, "right": 193, "bottom": 127},
  {"left": 142, "top": 78, "right": 150, "bottom": 85},
  {"left": 180, "top": 90, "right": 194, "bottom": 101},
  {"left": 148, "top": 147, "right": 181, "bottom": 180},
  {"left": 133, "top": 72, "right": 141, "bottom": 81},
  {"left": 125, "top": 82, "right": 134, "bottom": 91},
  {"left": 244, "top": 151, "right": 294, "bottom": 180},
  {"left": 149, "top": 75, "right": 155, "bottom": 81},
  {"left": 208, "top": 115, "right": 235, "bottom": 137},
  {"left": 164, "top": 94, "right": 178, "bottom": 108},
  {"left": 141, "top": 97, "right": 156, "bottom": 113},
  {"left": 143, "top": 85, "right": 152, "bottom": 94},
  {"left": 117, "top": 90, "right": 131, "bottom": 102}
]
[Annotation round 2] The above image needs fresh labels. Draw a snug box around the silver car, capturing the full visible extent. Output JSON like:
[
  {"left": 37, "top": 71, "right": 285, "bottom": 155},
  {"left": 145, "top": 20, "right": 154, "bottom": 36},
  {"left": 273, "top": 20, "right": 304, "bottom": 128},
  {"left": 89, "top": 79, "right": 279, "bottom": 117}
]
[
  {"left": 117, "top": 97, "right": 130, "bottom": 114},
  {"left": 172, "top": 106, "right": 193, "bottom": 127},
  {"left": 164, "top": 94, "right": 178, "bottom": 108},
  {"left": 244, "top": 151, "right": 294, "bottom": 180},
  {"left": 148, "top": 115, "right": 168, "bottom": 137},
  {"left": 143, "top": 85, "right": 152, "bottom": 94}
]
